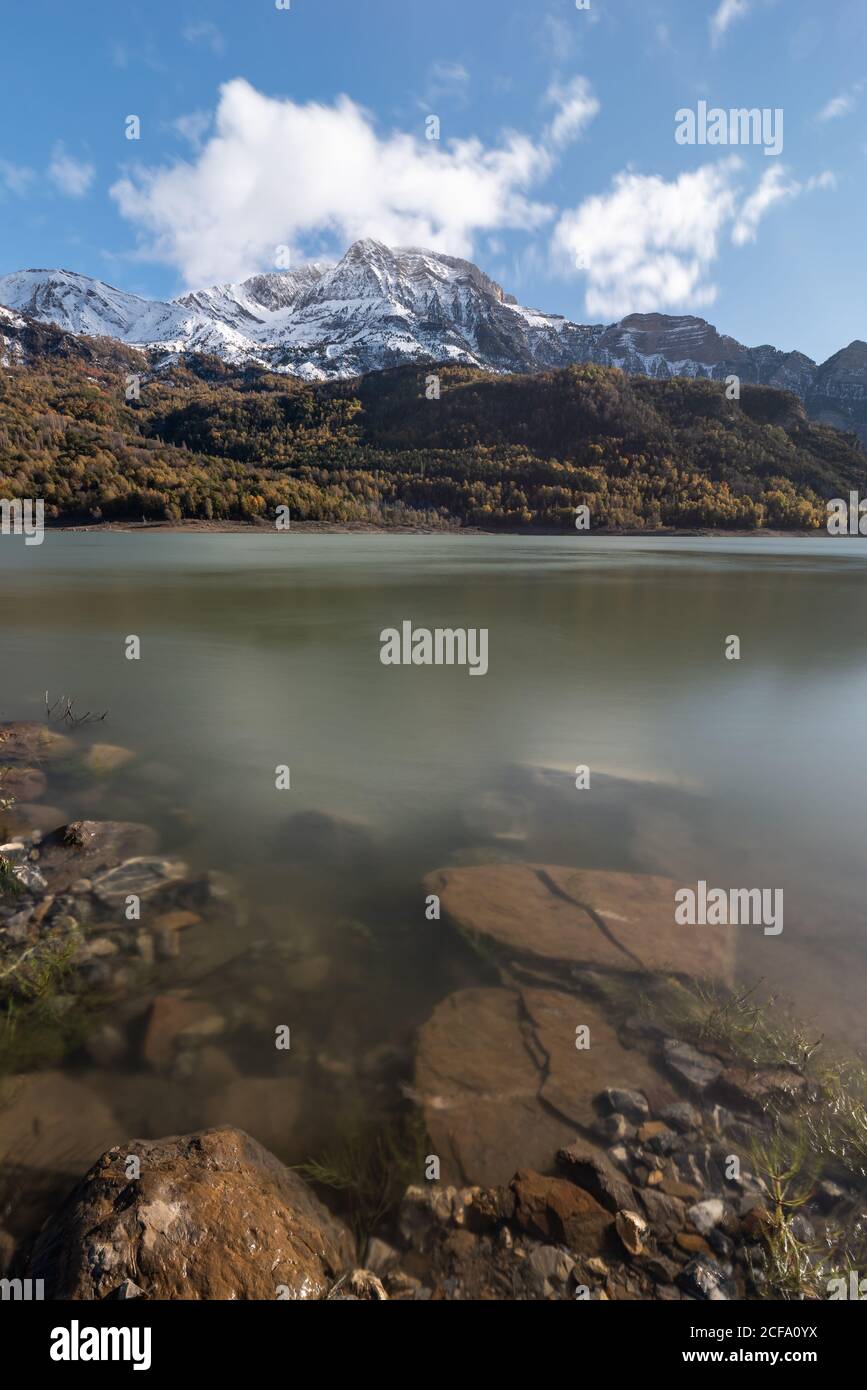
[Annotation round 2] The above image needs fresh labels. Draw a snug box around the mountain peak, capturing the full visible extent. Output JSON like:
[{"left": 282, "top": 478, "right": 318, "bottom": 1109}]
[{"left": 0, "top": 244, "right": 864, "bottom": 445}]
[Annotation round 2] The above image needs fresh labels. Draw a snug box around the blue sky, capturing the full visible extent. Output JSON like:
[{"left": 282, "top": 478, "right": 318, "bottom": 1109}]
[{"left": 0, "top": 0, "right": 864, "bottom": 361}]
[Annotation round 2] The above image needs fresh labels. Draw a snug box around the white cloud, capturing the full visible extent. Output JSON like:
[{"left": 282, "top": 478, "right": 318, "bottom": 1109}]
[
  {"left": 48, "top": 144, "right": 95, "bottom": 198},
  {"left": 816, "top": 83, "right": 863, "bottom": 121},
  {"left": 552, "top": 161, "right": 742, "bottom": 319},
  {"left": 731, "top": 165, "right": 800, "bottom": 245},
  {"left": 733, "top": 165, "right": 837, "bottom": 244},
  {"left": 0, "top": 159, "right": 35, "bottom": 196},
  {"left": 183, "top": 22, "right": 225, "bottom": 56},
  {"left": 111, "top": 79, "right": 560, "bottom": 286},
  {"left": 554, "top": 158, "right": 836, "bottom": 318},
  {"left": 545, "top": 77, "right": 600, "bottom": 148},
  {"left": 710, "top": 0, "right": 750, "bottom": 47}
]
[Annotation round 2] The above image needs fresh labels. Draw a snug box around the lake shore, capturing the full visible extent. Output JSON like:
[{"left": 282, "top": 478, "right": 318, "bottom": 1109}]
[{"left": 51, "top": 519, "right": 845, "bottom": 538}]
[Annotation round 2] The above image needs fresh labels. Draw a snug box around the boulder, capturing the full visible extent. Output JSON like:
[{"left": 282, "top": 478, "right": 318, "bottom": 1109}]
[
  {"left": 28, "top": 1127, "right": 355, "bottom": 1300},
  {"left": 38, "top": 821, "right": 158, "bottom": 894},
  {"left": 0, "top": 722, "right": 74, "bottom": 764},
  {"left": 425, "top": 864, "right": 734, "bottom": 983},
  {"left": 414, "top": 987, "right": 575, "bottom": 1186}
]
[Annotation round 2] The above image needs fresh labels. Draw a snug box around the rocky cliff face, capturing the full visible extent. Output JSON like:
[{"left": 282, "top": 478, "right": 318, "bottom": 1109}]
[{"left": 1, "top": 242, "right": 864, "bottom": 445}]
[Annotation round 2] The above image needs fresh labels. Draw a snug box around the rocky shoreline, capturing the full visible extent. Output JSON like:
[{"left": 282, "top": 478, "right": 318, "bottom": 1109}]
[{"left": 2, "top": 719, "right": 864, "bottom": 1300}]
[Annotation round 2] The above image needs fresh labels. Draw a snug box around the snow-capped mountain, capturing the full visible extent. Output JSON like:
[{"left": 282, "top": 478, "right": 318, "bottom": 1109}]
[{"left": 1, "top": 240, "right": 865, "bottom": 444}]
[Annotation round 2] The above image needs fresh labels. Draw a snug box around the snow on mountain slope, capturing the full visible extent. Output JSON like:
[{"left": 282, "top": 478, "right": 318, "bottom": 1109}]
[{"left": 1, "top": 241, "right": 865, "bottom": 444}]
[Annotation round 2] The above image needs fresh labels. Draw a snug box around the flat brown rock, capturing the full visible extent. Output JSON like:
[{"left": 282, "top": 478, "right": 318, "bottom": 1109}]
[
  {"left": 28, "top": 1127, "right": 355, "bottom": 1300},
  {"left": 519, "top": 986, "right": 674, "bottom": 1130},
  {"left": 414, "top": 987, "right": 575, "bottom": 1187},
  {"left": 425, "top": 864, "right": 734, "bottom": 983}
]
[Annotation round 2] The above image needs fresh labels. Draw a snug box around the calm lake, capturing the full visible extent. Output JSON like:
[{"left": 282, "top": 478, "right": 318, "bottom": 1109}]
[{"left": 1, "top": 533, "right": 866, "bottom": 1220}]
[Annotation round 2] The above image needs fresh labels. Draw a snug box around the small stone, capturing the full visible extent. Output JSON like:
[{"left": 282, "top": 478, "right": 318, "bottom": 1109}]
[
  {"left": 676, "top": 1232, "right": 715, "bottom": 1257},
  {"left": 646, "top": 1170, "right": 664, "bottom": 1187},
  {"left": 327, "top": 1269, "right": 388, "bottom": 1301},
  {"left": 596, "top": 1112, "right": 635, "bottom": 1143},
  {"left": 687, "top": 1199, "right": 726, "bottom": 1236},
  {"left": 741, "top": 1207, "right": 774, "bottom": 1239},
  {"left": 70, "top": 879, "right": 93, "bottom": 894},
  {"left": 709, "top": 1229, "right": 734, "bottom": 1261},
  {"left": 678, "top": 1256, "right": 729, "bottom": 1301},
  {"left": 528, "top": 1244, "right": 576, "bottom": 1291},
  {"left": 790, "top": 1213, "right": 815, "bottom": 1245},
  {"left": 600, "top": 1088, "right": 650, "bottom": 1121},
  {"left": 112, "top": 1279, "right": 145, "bottom": 1300},
  {"left": 662, "top": 1039, "right": 724, "bottom": 1092},
  {"left": 615, "top": 1210, "right": 648, "bottom": 1257},
  {"left": 659, "top": 1177, "right": 703, "bottom": 1202},
  {"left": 12, "top": 863, "right": 48, "bottom": 893},
  {"left": 637, "top": 1121, "right": 671, "bottom": 1144}
]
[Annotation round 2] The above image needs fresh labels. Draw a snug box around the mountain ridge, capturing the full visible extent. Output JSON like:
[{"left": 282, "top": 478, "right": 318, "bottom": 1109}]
[{"left": 1, "top": 239, "right": 866, "bottom": 445}]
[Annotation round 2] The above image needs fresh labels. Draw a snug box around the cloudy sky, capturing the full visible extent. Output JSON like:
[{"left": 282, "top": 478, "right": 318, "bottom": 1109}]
[{"left": 1, "top": 0, "right": 864, "bottom": 361}]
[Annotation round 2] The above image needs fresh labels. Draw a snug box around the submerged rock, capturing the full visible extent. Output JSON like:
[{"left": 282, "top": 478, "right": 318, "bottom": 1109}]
[
  {"left": 414, "top": 987, "right": 575, "bottom": 1187},
  {"left": 0, "top": 722, "right": 75, "bottom": 764},
  {"left": 277, "top": 810, "right": 374, "bottom": 869},
  {"left": 38, "top": 821, "right": 159, "bottom": 894},
  {"left": 83, "top": 744, "right": 136, "bottom": 776},
  {"left": 0, "top": 765, "right": 47, "bottom": 801},
  {"left": 520, "top": 987, "right": 675, "bottom": 1131},
  {"left": 424, "top": 863, "right": 735, "bottom": 984},
  {"left": 28, "top": 1127, "right": 355, "bottom": 1300},
  {"left": 91, "top": 856, "right": 189, "bottom": 906}
]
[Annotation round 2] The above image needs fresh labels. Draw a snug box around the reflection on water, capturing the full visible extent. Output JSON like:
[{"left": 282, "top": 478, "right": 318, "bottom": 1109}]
[{"left": 1, "top": 534, "right": 866, "bottom": 1237}]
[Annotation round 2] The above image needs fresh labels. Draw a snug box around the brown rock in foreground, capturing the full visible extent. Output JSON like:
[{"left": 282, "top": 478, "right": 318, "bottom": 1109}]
[
  {"left": 510, "top": 1169, "right": 614, "bottom": 1257},
  {"left": 414, "top": 987, "right": 575, "bottom": 1187},
  {"left": 425, "top": 863, "right": 735, "bottom": 983},
  {"left": 28, "top": 1127, "right": 355, "bottom": 1300}
]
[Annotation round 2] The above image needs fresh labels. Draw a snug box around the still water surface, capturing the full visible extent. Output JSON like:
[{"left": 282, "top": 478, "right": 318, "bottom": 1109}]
[{"left": 1, "top": 534, "right": 866, "bottom": 1211}]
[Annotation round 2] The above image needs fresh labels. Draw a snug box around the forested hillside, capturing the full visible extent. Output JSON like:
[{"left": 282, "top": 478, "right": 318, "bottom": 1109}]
[{"left": 1, "top": 325, "right": 865, "bottom": 530}]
